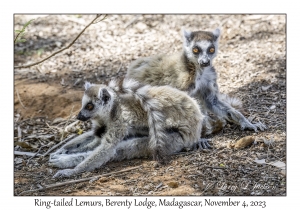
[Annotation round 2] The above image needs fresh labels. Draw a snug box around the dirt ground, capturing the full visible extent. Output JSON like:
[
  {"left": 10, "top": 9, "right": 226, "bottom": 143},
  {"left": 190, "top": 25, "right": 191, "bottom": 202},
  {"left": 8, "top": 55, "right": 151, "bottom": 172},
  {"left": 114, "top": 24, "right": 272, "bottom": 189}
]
[{"left": 14, "top": 14, "right": 286, "bottom": 196}]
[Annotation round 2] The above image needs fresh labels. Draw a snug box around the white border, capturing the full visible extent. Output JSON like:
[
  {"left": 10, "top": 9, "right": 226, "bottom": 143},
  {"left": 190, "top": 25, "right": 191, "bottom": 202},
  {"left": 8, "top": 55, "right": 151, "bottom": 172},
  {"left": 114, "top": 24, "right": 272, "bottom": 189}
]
[{"left": 4, "top": 0, "right": 296, "bottom": 209}]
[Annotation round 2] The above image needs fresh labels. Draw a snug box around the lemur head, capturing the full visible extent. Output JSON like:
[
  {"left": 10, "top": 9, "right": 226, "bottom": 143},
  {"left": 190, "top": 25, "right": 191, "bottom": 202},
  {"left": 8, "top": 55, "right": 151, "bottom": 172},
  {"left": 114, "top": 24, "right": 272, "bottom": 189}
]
[
  {"left": 77, "top": 82, "right": 116, "bottom": 122},
  {"left": 183, "top": 28, "right": 220, "bottom": 68}
]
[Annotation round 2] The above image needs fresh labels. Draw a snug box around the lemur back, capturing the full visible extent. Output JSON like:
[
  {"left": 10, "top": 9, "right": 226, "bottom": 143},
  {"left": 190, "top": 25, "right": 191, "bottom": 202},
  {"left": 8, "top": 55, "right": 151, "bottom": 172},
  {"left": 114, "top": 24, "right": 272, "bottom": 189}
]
[
  {"left": 127, "top": 30, "right": 218, "bottom": 92},
  {"left": 126, "top": 29, "right": 266, "bottom": 133},
  {"left": 49, "top": 79, "right": 205, "bottom": 178},
  {"left": 128, "top": 52, "right": 196, "bottom": 91}
]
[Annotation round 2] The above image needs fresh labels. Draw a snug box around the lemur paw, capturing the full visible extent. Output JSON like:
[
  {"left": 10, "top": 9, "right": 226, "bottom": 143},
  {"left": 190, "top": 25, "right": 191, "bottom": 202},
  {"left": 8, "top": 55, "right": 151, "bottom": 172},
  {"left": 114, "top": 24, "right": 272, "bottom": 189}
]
[
  {"left": 49, "top": 153, "right": 85, "bottom": 169},
  {"left": 254, "top": 122, "right": 267, "bottom": 131},
  {"left": 241, "top": 121, "right": 267, "bottom": 132},
  {"left": 196, "top": 138, "right": 212, "bottom": 150},
  {"left": 49, "top": 153, "right": 66, "bottom": 168},
  {"left": 53, "top": 169, "right": 76, "bottom": 178}
]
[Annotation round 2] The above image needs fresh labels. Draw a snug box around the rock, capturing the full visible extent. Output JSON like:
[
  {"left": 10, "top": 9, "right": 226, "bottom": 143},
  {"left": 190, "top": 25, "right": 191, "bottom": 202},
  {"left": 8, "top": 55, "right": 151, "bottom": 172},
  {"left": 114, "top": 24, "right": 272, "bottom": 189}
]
[
  {"left": 55, "top": 41, "right": 62, "bottom": 48},
  {"left": 269, "top": 105, "right": 276, "bottom": 110},
  {"left": 135, "top": 22, "right": 147, "bottom": 33},
  {"left": 168, "top": 182, "right": 179, "bottom": 188}
]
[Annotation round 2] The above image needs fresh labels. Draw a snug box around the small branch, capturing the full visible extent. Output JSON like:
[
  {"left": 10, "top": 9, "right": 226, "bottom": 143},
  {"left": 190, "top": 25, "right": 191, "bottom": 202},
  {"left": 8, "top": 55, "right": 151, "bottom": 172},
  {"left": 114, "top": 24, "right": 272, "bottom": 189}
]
[
  {"left": 93, "top": 14, "right": 108, "bottom": 24},
  {"left": 124, "top": 15, "right": 141, "bottom": 28},
  {"left": 14, "top": 14, "right": 107, "bottom": 69},
  {"left": 26, "top": 145, "right": 47, "bottom": 165},
  {"left": 18, "top": 166, "right": 141, "bottom": 195},
  {"left": 16, "top": 88, "right": 26, "bottom": 109},
  {"left": 17, "top": 126, "right": 22, "bottom": 139},
  {"left": 42, "top": 134, "right": 77, "bottom": 157},
  {"left": 14, "top": 151, "right": 42, "bottom": 157},
  {"left": 14, "top": 19, "right": 35, "bottom": 44},
  {"left": 14, "top": 31, "right": 22, "bottom": 44},
  {"left": 116, "top": 62, "right": 123, "bottom": 73},
  {"left": 204, "top": 166, "right": 227, "bottom": 170}
]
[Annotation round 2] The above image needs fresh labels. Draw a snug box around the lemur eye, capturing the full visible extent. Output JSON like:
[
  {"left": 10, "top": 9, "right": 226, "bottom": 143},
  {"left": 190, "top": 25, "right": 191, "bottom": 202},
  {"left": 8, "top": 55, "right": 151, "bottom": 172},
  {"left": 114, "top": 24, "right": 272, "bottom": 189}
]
[
  {"left": 209, "top": 47, "right": 215, "bottom": 54},
  {"left": 85, "top": 103, "right": 94, "bottom": 111},
  {"left": 192, "top": 47, "right": 199, "bottom": 54}
]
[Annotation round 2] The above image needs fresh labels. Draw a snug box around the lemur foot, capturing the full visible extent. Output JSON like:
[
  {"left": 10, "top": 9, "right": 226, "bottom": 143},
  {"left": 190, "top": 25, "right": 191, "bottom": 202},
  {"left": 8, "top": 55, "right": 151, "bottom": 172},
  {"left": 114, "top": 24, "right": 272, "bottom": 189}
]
[
  {"left": 196, "top": 138, "right": 212, "bottom": 150},
  {"left": 49, "top": 153, "right": 86, "bottom": 169},
  {"left": 53, "top": 169, "right": 77, "bottom": 178},
  {"left": 241, "top": 121, "right": 267, "bottom": 132}
]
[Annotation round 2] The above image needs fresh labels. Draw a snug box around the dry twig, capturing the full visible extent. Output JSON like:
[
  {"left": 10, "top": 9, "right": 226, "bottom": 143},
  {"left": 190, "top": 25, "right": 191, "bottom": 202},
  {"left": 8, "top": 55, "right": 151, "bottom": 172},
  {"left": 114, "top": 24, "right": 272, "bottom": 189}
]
[
  {"left": 26, "top": 145, "right": 47, "bottom": 165},
  {"left": 42, "top": 134, "right": 77, "bottom": 157},
  {"left": 204, "top": 166, "right": 227, "bottom": 170},
  {"left": 124, "top": 15, "right": 141, "bottom": 28},
  {"left": 18, "top": 166, "right": 141, "bottom": 195},
  {"left": 14, "top": 14, "right": 107, "bottom": 69},
  {"left": 14, "top": 151, "right": 42, "bottom": 157},
  {"left": 15, "top": 88, "right": 26, "bottom": 109}
]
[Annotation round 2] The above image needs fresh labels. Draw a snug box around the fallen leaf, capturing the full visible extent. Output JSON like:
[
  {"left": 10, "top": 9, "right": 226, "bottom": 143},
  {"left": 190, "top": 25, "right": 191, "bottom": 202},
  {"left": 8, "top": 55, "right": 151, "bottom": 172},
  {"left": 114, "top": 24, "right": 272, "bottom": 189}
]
[
  {"left": 77, "top": 129, "right": 83, "bottom": 135},
  {"left": 261, "top": 85, "right": 272, "bottom": 91},
  {"left": 267, "top": 161, "right": 285, "bottom": 170},
  {"left": 269, "top": 105, "right": 276, "bottom": 110},
  {"left": 257, "top": 154, "right": 268, "bottom": 160},
  {"left": 264, "top": 139, "right": 275, "bottom": 146},
  {"left": 233, "top": 136, "right": 255, "bottom": 149},
  {"left": 15, "top": 141, "right": 38, "bottom": 149},
  {"left": 254, "top": 158, "right": 266, "bottom": 164},
  {"left": 14, "top": 157, "right": 23, "bottom": 164},
  {"left": 168, "top": 182, "right": 179, "bottom": 188}
]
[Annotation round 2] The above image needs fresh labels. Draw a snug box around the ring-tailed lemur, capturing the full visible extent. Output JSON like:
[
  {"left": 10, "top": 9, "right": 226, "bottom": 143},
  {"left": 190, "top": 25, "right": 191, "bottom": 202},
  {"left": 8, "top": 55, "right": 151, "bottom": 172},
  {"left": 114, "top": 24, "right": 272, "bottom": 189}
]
[
  {"left": 126, "top": 28, "right": 266, "bottom": 133},
  {"left": 49, "top": 79, "right": 205, "bottom": 178}
]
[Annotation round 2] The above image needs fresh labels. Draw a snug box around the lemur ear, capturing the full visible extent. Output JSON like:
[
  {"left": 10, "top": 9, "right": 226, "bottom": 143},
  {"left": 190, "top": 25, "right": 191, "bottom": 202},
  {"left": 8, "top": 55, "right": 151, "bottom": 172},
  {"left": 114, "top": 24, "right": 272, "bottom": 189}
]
[
  {"left": 183, "top": 29, "right": 193, "bottom": 45},
  {"left": 213, "top": 28, "right": 221, "bottom": 41},
  {"left": 84, "top": 81, "right": 92, "bottom": 90},
  {"left": 99, "top": 88, "right": 111, "bottom": 104}
]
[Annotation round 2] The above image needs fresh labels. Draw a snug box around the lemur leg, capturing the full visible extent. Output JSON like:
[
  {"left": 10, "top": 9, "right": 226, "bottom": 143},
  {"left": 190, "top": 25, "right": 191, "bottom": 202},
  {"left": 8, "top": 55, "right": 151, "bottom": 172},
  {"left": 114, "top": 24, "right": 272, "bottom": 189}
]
[
  {"left": 50, "top": 136, "right": 150, "bottom": 169},
  {"left": 50, "top": 126, "right": 149, "bottom": 169},
  {"left": 152, "top": 131, "right": 193, "bottom": 163},
  {"left": 113, "top": 137, "right": 152, "bottom": 161},
  {"left": 115, "top": 132, "right": 212, "bottom": 160},
  {"left": 192, "top": 66, "right": 266, "bottom": 132},
  {"left": 207, "top": 97, "right": 266, "bottom": 131},
  {"left": 118, "top": 130, "right": 202, "bottom": 163},
  {"left": 201, "top": 114, "right": 226, "bottom": 136},
  {"left": 49, "top": 131, "right": 99, "bottom": 168},
  {"left": 53, "top": 130, "right": 125, "bottom": 178}
]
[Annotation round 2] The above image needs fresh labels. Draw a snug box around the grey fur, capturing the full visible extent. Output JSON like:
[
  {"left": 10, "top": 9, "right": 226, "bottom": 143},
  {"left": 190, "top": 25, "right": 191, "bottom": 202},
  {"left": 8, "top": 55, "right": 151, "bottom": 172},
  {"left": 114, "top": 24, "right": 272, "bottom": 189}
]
[
  {"left": 126, "top": 28, "right": 266, "bottom": 133},
  {"left": 49, "top": 79, "right": 204, "bottom": 178}
]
